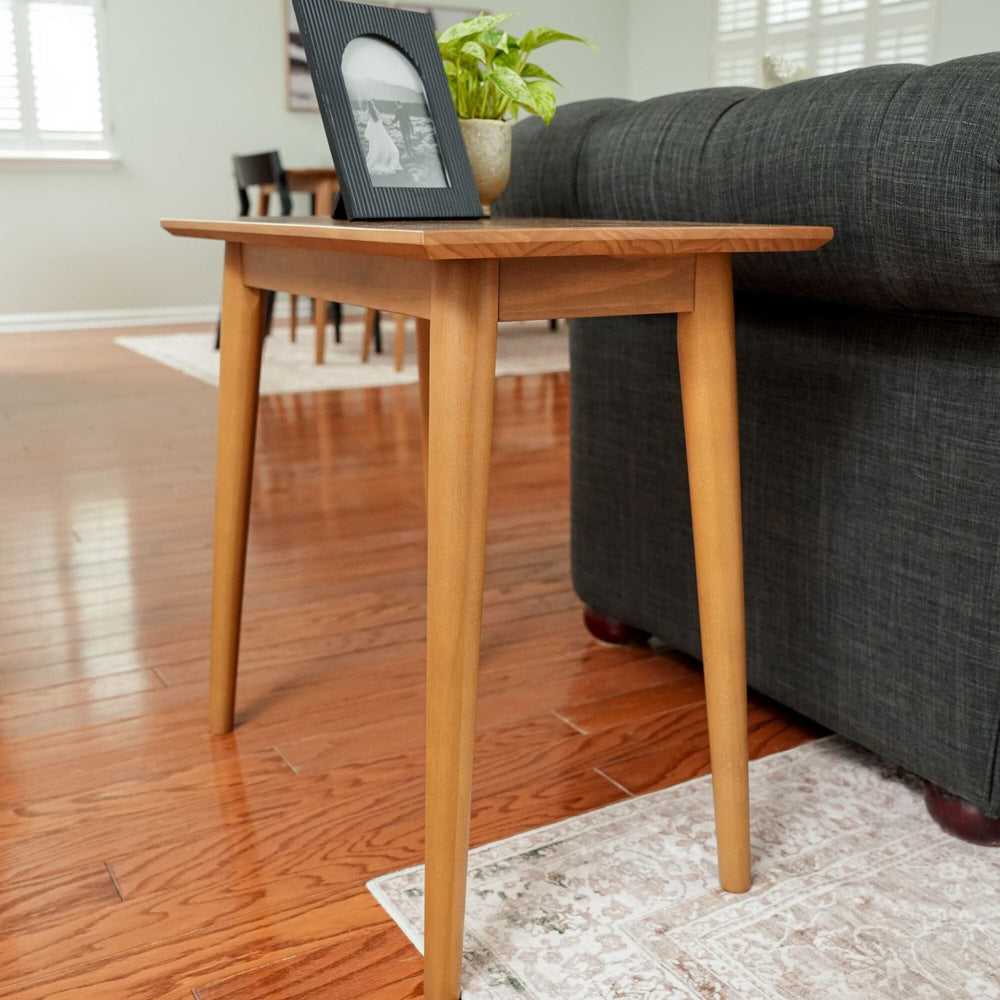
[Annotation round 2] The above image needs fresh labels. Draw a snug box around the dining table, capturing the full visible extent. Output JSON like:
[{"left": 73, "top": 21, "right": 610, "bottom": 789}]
[
  {"left": 270, "top": 167, "right": 340, "bottom": 364},
  {"left": 263, "top": 166, "right": 408, "bottom": 368}
]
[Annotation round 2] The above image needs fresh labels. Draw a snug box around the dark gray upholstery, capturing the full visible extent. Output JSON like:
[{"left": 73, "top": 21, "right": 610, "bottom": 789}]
[{"left": 494, "top": 53, "right": 1000, "bottom": 816}]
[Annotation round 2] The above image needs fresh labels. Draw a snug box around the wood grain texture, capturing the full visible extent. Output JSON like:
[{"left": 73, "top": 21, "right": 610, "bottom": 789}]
[
  {"left": 394, "top": 313, "right": 408, "bottom": 371},
  {"left": 241, "top": 245, "right": 433, "bottom": 318},
  {"left": 361, "top": 305, "right": 379, "bottom": 363},
  {"left": 162, "top": 216, "right": 834, "bottom": 260},
  {"left": 416, "top": 316, "right": 430, "bottom": 500},
  {"left": 423, "top": 259, "right": 500, "bottom": 1000},
  {"left": 600, "top": 698, "right": 827, "bottom": 796},
  {"left": 0, "top": 324, "right": 823, "bottom": 999},
  {"left": 676, "top": 253, "right": 750, "bottom": 894},
  {"left": 499, "top": 254, "right": 695, "bottom": 320},
  {"left": 209, "top": 244, "right": 267, "bottom": 734},
  {"left": 193, "top": 919, "right": 424, "bottom": 1000},
  {"left": 0, "top": 865, "right": 123, "bottom": 935}
]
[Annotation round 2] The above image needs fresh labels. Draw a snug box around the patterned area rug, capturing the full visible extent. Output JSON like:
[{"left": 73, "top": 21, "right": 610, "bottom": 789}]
[
  {"left": 369, "top": 738, "right": 1000, "bottom": 1000},
  {"left": 114, "top": 319, "right": 568, "bottom": 395}
]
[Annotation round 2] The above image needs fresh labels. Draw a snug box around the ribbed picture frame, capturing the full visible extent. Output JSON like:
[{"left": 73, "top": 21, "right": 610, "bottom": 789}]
[{"left": 292, "top": 0, "right": 483, "bottom": 221}]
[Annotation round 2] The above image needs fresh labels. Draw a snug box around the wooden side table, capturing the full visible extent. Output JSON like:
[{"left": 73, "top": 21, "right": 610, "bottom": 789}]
[{"left": 161, "top": 215, "right": 832, "bottom": 1000}]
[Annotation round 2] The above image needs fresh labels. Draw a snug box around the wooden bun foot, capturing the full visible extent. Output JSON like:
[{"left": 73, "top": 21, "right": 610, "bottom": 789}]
[
  {"left": 582, "top": 604, "right": 650, "bottom": 646},
  {"left": 924, "top": 783, "right": 1000, "bottom": 846}
]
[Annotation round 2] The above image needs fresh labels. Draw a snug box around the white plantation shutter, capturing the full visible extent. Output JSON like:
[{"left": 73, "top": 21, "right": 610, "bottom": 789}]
[
  {"left": 767, "top": 0, "right": 811, "bottom": 26},
  {"left": 718, "top": 0, "right": 760, "bottom": 34},
  {"left": 816, "top": 31, "right": 866, "bottom": 73},
  {"left": 819, "top": 0, "right": 867, "bottom": 15},
  {"left": 714, "top": 0, "right": 937, "bottom": 87},
  {"left": 0, "top": 1, "right": 20, "bottom": 131},
  {"left": 1, "top": 0, "right": 110, "bottom": 156},
  {"left": 29, "top": 1, "right": 102, "bottom": 133}
]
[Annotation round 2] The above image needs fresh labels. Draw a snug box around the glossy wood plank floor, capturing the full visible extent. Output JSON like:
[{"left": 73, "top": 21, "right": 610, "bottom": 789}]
[{"left": 0, "top": 323, "right": 825, "bottom": 999}]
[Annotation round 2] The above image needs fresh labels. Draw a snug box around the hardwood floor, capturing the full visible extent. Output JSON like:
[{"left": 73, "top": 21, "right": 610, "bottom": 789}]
[{"left": 0, "top": 324, "right": 824, "bottom": 998}]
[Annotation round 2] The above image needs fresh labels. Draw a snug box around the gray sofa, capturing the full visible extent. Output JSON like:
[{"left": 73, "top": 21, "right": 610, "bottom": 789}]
[{"left": 494, "top": 53, "right": 1000, "bottom": 827}]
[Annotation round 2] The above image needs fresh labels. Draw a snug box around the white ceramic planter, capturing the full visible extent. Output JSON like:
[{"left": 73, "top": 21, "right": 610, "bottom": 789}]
[{"left": 459, "top": 118, "right": 512, "bottom": 210}]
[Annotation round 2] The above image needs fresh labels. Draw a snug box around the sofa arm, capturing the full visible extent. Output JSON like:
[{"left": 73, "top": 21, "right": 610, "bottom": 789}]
[{"left": 496, "top": 54, "right": 1000, "bottom": 319}]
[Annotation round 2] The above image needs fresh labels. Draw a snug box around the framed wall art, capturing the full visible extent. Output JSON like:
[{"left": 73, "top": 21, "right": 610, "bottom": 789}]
[
  {"left": 286, "top": 2, "right": 483, "bottom": 112},
  {"left": 291, "top": 0, "right": 482, "bottom": 220},
  {"left": 286, "top": 1, "right": 319, "bottom": 111}
]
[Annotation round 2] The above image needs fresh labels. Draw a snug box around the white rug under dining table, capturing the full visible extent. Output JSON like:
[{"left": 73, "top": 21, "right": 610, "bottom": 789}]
[
  {"left": 369, "top": 737, "right": 1000, "bottom": 1000},
  {"left": 114, "top": 318, "right": 568, "bottom": 395}
]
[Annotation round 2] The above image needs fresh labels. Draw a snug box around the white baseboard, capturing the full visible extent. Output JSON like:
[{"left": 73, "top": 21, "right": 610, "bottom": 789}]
[
  {"left": 0, "top": 305, "right": 217, "bottom": 334},
  {"left": 0, "top": 301, "right": 366, "bottom": 335}
]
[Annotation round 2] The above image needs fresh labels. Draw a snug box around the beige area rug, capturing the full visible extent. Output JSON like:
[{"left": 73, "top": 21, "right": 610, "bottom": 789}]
[
  {"left": 114, "top": 319, "right": 568, "bottom": 395},
  {"left": 368, "top": 738, "right": 1000, "bottom": 1000}
]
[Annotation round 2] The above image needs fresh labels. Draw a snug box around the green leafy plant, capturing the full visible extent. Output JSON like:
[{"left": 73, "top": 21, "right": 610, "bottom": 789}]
[{"left": 437, "top": 14, "right": 597, "bottom": 125}]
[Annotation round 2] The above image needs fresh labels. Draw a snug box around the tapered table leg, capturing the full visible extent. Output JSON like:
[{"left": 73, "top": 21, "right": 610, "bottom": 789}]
[
  {"left": 209, "top": 242, "right": 266, "bottom": 735},
  {"left": 423, "top": 260, "right": 499, "bottom": 1000},
  {"left": 415, "top": 316, "right": 430, "bottom": 501},
  {"left": 394, "top": 312, "right": 408, "bottom": 371},
  {"left": 314, "top": 303, "right": 327, "bottom": 365},
  {"left": 361, "top": 308, "right": 378, "bottom": 363},
  {"left": 312, "top": 178, "right": 338, "bottom": 366},
  {"left": 675, "top": 252, "right": 752, "bottom": 894}
]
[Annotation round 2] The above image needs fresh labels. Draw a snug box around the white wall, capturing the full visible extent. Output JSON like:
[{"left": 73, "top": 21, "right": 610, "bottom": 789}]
[
  {"left": 0, "top": 0, "right": 626, "bottom": 320},
  {"left": 936, "top": 0, "right": 1000, "bottom": 62},
  {"left": 501, "top": 3, "right": 625, "bottom": 107},
  {"left": 626, "top": 0, "right": 713, "bottom": 102},
  {"left": 625, "top": 0, "right": 1000, "bottom": 104}
]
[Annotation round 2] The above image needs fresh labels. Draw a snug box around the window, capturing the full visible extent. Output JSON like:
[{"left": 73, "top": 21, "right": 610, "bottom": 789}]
[
  {"left": 0, "top": 0, "right": 111, "bottom": 159},
  {"left": 714, "top": 0, "right": 938, "bottom": 87}
]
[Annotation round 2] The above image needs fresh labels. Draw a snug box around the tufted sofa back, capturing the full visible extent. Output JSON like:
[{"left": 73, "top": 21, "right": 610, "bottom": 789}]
[{"left": 495, "top": 54, "right": 1000, "bottom": 319}]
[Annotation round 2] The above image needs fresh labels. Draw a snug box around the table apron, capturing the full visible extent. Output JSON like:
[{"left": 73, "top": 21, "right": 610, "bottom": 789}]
[
  {"left": 239, "top": 244, "right": 698, "bottom": 323},
  {"left": 499, "top": 254, "right": 695, "bottom": 320},
  {"left": 241, "top": 244, "right": 434, "bottom": 318}
]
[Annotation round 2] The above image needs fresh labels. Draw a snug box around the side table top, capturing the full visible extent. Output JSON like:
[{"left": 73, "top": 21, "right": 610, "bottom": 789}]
[{"left": 161, "top": 216, "right": 833, "bottom": 261}]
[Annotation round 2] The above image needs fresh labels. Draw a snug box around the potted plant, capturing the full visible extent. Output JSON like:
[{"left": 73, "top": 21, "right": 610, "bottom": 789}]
[{"left": 437, "top": 14, "right": 596, "bottom": 208}]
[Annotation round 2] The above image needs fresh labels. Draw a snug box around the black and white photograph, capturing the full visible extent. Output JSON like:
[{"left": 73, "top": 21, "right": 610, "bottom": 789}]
[
  {"left": 341, "top": 35, "right": 447, "bottom": 188},
  {"left": 287, "top": 3, "right": 481, "bottom": 113},
  {"left": 291, "top": 0, "right": 482, "bottom": 219}
]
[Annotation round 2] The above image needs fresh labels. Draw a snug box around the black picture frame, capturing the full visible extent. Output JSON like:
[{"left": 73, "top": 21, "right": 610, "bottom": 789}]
[{"left": 291, "top": 0, "right": 482, "bottom": 221}]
